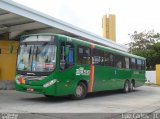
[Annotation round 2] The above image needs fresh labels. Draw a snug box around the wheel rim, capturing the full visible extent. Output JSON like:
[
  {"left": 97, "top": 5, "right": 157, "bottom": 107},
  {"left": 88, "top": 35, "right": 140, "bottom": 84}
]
[
  {"left": 125, "top": 82, "right": 129, "bottom": 92},
  {"left": 130, "top": 82, "right": 133, "bottom": 91},
  {"left": 75, "top": 85, "right": 83, "bottom": 97}
]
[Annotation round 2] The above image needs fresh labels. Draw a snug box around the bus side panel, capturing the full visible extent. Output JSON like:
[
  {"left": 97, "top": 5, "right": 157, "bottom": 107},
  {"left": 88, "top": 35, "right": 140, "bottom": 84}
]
[
  {"left": 93, "top": 66, "right": 133, "bottom": 92},
  {"left": 131, "top": 70, "right": 145, "bottom": 87},
  {"left": 55, "top": 66, "right": 77, "bottom": 96},
  {"left": 93, "top": 66, "right": 116, "bottom": 91},
  {"left": 114, "top": 68, "right": 132, "bottom": 89},
  {"left": 56, "top": 65, "right": 90, "bottom": 96}
]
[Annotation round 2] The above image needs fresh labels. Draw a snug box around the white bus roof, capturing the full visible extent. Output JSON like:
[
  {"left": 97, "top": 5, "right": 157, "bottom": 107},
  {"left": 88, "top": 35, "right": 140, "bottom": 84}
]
[{"left": 0, "top": 0, "right": 128, "bottom": 52}]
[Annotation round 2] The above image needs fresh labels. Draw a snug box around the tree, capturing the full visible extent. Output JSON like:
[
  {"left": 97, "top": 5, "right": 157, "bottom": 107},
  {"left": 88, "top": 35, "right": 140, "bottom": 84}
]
[
  {"left": 128, "top": 30, "right": 160, "bottom": 52},
  {"left": 128, "top": 30, "right": 160, "bottom": 70}
]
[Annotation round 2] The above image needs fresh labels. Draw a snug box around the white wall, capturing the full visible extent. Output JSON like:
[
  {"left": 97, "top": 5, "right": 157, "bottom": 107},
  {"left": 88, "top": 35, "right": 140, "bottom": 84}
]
[{"left": 146, "top": 71, "right": 156, "bottom": 84}]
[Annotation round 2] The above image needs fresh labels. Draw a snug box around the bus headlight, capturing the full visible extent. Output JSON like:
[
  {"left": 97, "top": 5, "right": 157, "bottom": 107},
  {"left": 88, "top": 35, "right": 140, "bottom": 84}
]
[
  {"left": 16, "top": 79, "right": 20, "bottom": 85},
  {"left": 15, "top": 75, "right": 20, "bottom": 85},
  {"left": 43, "top": 79, "right": 57, "bottom": 88}
]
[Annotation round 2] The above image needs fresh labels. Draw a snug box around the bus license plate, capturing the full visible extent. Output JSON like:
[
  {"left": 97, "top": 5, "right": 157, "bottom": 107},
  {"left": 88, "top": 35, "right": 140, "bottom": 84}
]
[{"left": 27, "top": 88, "right": 34, "bottom": 92}]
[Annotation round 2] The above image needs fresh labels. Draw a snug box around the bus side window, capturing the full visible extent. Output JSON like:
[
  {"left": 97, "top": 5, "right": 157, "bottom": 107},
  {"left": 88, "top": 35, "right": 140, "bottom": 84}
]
[
  {"left": 104, "top": 52, "right": 113, "bottom": 67},
  {"left": 104, "top": 52, "right": 110, "bottom": 66},
  {"left": 115, "top": 54, "right": 123, "bottom": 68},
  {"left": 109, "top": 54, "right": 114, "bottom": 67},
  {"left": 137, "top": 59, "right": 142, "bottom": 70},
  {"left": 125, "top": 57, "right": 130, "bottom": 69},
  {"left": 131, "top": 58, "right": 136, "bottom": 69},
  {"left": 92, "top": 49, "right": 104, "bottom": 65},
  {"left": 60, "top": 42, "right": 74, "bottom": 70},
  {"left": 60, "top": 42, "right": 65, "bottom": 70},
  {"left": 77, "top": 46, "right": 90, "bottom": 64},
  {"left": 141, "top": 60, "right": 145, "bottom": 70}
]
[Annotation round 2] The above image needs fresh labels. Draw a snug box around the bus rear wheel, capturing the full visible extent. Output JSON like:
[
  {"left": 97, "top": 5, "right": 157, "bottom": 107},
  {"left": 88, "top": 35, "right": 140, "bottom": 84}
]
[
  {"left": 123, "top": 80, "right": 129, "bottom": 93},
  {"left": 129, "top": 81, "right": 134, "bottom": 92},
  {"left": 71, "top": 82, "right": 87, "bottom": 100}
]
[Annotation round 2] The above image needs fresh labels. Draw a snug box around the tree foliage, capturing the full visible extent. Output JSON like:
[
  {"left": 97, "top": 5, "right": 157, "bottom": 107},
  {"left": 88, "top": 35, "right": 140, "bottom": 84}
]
[{"left": 128, "top": 30, "right": 160, "bottom": 70}]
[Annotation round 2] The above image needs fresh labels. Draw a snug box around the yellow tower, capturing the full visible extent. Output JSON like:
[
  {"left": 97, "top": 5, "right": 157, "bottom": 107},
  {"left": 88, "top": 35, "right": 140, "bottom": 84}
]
[{"left": 102, "top": 14, "right": 116, "bottom": 41}]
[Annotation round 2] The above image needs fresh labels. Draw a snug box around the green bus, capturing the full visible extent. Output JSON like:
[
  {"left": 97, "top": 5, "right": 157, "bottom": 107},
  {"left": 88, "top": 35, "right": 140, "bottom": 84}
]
[{"left": 15, "top": 33, "right": 146, "bottom": 99}]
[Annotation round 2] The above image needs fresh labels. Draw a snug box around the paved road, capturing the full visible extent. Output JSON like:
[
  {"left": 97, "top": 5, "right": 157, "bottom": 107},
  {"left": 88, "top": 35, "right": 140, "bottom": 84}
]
[{"left": 0, "top": 86, "right": 160, "bottom": 119}]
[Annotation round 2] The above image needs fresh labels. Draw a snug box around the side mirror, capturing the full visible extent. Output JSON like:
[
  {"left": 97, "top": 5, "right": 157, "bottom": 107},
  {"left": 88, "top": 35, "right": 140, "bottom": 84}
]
[{"left": 65, "top": 47, "right": 69, "bottom": 56}]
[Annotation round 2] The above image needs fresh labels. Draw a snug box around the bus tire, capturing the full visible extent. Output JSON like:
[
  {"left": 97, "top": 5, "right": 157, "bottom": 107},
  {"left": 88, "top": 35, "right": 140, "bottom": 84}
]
[
  {"left": 44, "top": 95, "right": 53, "bottom": 98},
  {"left": 71, "top": 82, "right": 87, "bottom": 100},
  {"left": 129, "top": 80, "right": 134, "bottom": 92},
  {"left": 123, "top": 80, "right": 129, "bottom": 93}
]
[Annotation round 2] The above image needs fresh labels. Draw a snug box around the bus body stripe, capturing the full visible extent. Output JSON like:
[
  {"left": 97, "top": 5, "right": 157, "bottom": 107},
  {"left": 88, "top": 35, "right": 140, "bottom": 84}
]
[{"left": 88, "top": 64, "right": 94, "bottom": 92}]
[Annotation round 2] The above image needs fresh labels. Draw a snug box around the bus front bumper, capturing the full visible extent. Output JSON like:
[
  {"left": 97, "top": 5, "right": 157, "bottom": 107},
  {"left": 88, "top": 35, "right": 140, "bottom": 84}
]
[{"left": 15, "top": 83, "right": 58, "bottom": 96}]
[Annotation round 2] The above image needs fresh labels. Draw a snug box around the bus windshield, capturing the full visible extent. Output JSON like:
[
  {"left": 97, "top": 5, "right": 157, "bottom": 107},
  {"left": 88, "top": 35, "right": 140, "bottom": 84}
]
[{"left": 17, "top": 43, "right": 56, "bottom": 72}]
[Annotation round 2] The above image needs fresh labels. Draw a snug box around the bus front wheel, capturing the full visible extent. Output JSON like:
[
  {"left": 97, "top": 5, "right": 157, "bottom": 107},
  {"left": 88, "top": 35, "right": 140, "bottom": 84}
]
[{"left": 71, "top": 82, "right": 87, "bottom": 100}]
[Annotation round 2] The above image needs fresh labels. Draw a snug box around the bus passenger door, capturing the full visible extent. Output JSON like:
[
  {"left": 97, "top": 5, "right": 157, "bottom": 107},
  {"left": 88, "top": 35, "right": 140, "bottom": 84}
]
[{"left": 57, "top": 41, "right": 76, "bottom": 95}]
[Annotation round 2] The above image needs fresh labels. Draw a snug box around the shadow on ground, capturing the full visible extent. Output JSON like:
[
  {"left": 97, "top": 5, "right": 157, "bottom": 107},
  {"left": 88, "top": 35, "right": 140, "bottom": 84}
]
[{"left": 20, "top": 89, "right": 141, "bottom": 103}]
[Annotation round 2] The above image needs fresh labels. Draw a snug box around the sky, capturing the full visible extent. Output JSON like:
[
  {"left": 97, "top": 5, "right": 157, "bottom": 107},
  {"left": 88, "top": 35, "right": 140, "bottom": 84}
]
[{"left": 13, "top": 0, "right": 160, "bottom": 45}]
